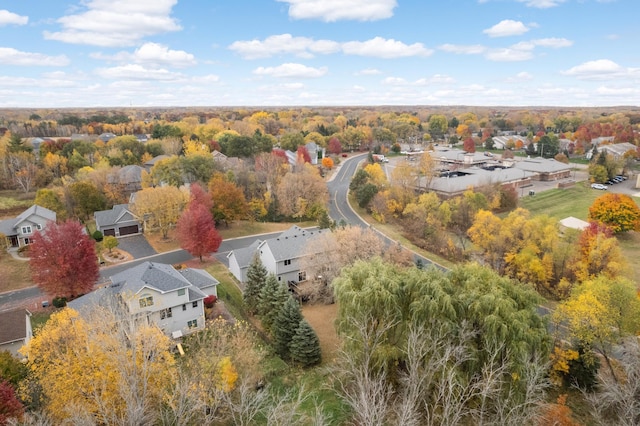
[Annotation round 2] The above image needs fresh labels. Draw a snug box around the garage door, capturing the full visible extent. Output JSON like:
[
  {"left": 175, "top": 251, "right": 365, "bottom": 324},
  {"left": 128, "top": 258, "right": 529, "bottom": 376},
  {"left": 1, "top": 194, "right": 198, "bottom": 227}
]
[
  {"left": 118, "top": 225, "right": 139, "bottom": 236},
  {"left": 103, "top": 228, "right": 116, "bottom": 237}
]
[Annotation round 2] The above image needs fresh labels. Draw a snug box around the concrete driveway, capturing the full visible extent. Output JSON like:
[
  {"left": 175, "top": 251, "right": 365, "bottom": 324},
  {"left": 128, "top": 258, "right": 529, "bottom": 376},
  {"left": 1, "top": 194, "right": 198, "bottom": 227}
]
[{"left": 115, "top": 234, "right": 157, "bottom": 259}]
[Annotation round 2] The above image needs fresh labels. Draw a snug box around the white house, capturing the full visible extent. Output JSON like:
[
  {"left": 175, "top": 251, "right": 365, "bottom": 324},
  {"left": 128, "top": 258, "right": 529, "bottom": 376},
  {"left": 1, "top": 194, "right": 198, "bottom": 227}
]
[
  {"left": 0, "top": 205, "right": 56, "bottom": 248},
  {"left": 0, "top": 309, "right": 33, "bottom": 358},
  {"left": 68, "top": 262, "right": 219, "bottom": 338},
  {"left": 227, "top": 226, "right": 326, "bottom": 284}
]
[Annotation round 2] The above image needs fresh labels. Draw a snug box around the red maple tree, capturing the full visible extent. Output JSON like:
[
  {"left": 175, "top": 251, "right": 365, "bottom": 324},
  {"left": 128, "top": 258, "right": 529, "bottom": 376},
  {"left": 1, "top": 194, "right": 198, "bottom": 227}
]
[
  {"left": 0, "top": 380, "right": 23, "bottom": 424},
  {"left": 176, "top": 200, "right": 222, "bottom": 262},
  {"left": 463, "top": 137, "right": 476, "bottom": 153},
  {"left": 30, "top": 220, "right": 99, "bottom": 299}
]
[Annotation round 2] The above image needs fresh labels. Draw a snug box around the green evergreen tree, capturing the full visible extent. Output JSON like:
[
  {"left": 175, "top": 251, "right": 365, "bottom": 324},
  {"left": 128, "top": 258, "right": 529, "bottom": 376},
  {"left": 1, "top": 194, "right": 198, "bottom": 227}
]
[
  {"left": 258, "top": 274, "right": 289, "bottom": 331},
  {"left": 290, "top": 320, "right": 322, "bottom": 367},
  {"left": 244, "top": 254, "right": 267, "bottom": 314},
  {"left": 273, "top": 296, "right": 303, "bottom": 358},
  {"left": 317, "top": 209, "right": 334, "bottom": 229}
]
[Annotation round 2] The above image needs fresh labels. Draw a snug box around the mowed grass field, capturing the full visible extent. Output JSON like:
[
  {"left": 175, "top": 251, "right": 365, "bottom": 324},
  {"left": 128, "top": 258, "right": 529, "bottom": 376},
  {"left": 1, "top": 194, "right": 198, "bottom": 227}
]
[
  {"left": 520, "top": 182, "right": 640, "bottom": 283},
  {"left": 519, "top": 182, "right": 601, "bottom": 220}
]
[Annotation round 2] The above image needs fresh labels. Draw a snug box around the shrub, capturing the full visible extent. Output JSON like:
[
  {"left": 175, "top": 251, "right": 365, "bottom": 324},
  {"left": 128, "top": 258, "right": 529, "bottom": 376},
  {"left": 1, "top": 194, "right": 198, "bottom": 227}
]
[
  {"left": 391, "top": 143, "right": 401, "bottom": 153},
  {"left": 52, "top": 296, "right": 67, "bottom": 308},
  {"left": 92, "top": 230, "right": 103, "bottom": 242},
  {"left": 204, "top": 295, "right": 217, "bottom": 308}
]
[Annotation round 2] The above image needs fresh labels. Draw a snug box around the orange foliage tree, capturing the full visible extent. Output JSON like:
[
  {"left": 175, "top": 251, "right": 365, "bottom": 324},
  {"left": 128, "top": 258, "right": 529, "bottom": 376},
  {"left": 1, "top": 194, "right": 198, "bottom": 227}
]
[
  {"left": 321, "top": 157, "right": 334, "bottom": 169},
  {"left": 588, "top": 193, "right": 640, "bottom": 233}
]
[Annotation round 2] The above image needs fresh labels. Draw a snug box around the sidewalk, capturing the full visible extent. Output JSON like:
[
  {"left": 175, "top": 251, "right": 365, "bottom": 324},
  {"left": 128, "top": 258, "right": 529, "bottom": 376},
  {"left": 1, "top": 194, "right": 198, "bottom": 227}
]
[{"left": 7, "top": 248, "right": 28, "bottom": 261}]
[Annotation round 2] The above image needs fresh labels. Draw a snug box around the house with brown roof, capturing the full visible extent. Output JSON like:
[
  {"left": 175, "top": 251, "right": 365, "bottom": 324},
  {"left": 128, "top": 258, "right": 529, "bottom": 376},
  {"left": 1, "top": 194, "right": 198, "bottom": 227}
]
[{"left": 0, "top": 309, "right": 33, "bottom": 358}]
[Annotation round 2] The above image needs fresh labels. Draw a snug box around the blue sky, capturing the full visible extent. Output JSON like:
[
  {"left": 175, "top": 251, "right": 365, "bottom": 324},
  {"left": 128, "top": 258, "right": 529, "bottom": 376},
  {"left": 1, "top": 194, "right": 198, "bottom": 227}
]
[{"left": 0, "top": 0, "right": 638, "bottom": 108}]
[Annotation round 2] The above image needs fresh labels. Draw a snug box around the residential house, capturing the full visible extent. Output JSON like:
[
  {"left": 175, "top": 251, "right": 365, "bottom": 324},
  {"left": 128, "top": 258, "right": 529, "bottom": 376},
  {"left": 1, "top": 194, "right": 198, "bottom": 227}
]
[
  {"left": 211, "top": 150, "right": 242, "bottom": 170},
  {"left": 94, "top": 204, "right": 142, "bottom": 237},
  {"left": 107, "top": 164, "right": 144, "bottom": 194},
  {"left": 144, "top": 154, "right": 170, "bottom": 172},
  {"left": 68, "top": 261, "right": 219, "bottom": 338},
  {"left": 0, "top": 309, "right": 33, "bottom": 358},
  {"left": 135, "top": 134, "right": 149, "bottom": 143},
  {"left": 98, "top": 132, "right": 117, "bottom": 143},
  {"left": 227, "top": 226, "right": 326, "bottom": 284},
  {"left": 0, "top": 205, "right": 56, "bottom": 248},
  {"left": 491, "top": 135, "right": 528, "bottom": 150}
]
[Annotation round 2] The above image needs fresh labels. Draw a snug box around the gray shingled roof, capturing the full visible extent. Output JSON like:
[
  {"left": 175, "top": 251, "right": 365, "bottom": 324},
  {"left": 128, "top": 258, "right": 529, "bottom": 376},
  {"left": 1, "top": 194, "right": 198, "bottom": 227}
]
[
  {"left": 94, "top": 204, "right": 137, "bottom": 228},
  {"left": 68, "top": 262, "right": 217, "bottom": 312},
  {"left": 514, "top": 158, "right": 572, "bottom": 174},
  {"left": 261, "top": 226, "right": 326, "bottom": 261},
  {"left": 227, "top": 239, "right": 262, "bottom": 269},
  {"left": 110, "top": 261, "right": 192, "bottom": 295},
  {"left": 179, "top": 268, "right": 219, "bottom": 291},
  {"left": 0, "top": 309, "right": 29, "bottom": 344},
  {"left": 0, "top": 205, "right": 56, "bottom": 236}
]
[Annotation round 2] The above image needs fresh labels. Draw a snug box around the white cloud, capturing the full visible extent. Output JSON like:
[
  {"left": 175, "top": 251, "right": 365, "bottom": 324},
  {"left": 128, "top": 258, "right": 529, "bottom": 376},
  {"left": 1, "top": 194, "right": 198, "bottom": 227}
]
[
  {"left": 596, "top": 86, "right": 640, "bottom": 96},
  {"left": 483, "top": 20, "right": 530, "bottom": 37},
  {"left": 253, "top": 63, "right": 328, "bottom": 78},
  {"left": 485, "top": 47, "right": 534, "bottom": 61},
  {"left": 561, "top": 59, "right": 640, "bottom": 80},
  {"left": 342, "top": 37, "right": 432, "bottom": 58},
  {"left": 131, "top": 43, "right": 196, "bottom": 67},
  {"left": 517, "top": 0, "right": 566, "bottom": 8},
  {"left": 438, "top": 44, "right": 486, "bottom": 54},
  {"left": 382, "top": 77, "right": 407, "bottom": 85},
  {"left": 0, "top": 10, "right": 28, "bottom": 26},
  {"left": 355, "top": 68, "right": 382, "bottom": 75},
  {"left": 0, "top": 47, "right": 69, "bottom": 66},
  {"left": 230, "top": 35, "right": 429, "bottom": 59},
  {"left": 530, "top": 37, "right": 573, "bottom": 48},
  {"left": 44, "top": 0, "right": 181, "bottom": 47},
  {"left": 383, "top": 74, "right": 454, "bottom": 86},
  {"left": 229, "top": 34, "right": 340, "bottom": 59},
  {"left": 92, "top": 43, "right": 196, "bottom": 68},
  {"left": 95, "top": 64, "right": 183, "bottom": 81},
  {"left": 506, "top": 71, "right": 534, "bottom": 82},
  {"left": 277, "top": 0, "right": 397, "bottom": 22}
]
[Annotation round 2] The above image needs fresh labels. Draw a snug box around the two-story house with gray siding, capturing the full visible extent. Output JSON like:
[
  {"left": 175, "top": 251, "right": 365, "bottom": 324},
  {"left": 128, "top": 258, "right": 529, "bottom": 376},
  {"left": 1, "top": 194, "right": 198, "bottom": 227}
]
[
  {"left": 0, "top": 205, "right": 56, "bottom": 248},
  {"left": 68, "top": 262, "right": 218, "bottom": 338},
  {"left": 227, "top": 226, "right": 326, "bottom": 285}
]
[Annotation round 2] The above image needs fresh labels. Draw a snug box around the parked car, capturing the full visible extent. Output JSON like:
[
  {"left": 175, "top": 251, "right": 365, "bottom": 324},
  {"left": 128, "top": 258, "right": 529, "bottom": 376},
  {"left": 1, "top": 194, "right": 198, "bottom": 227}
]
[
  {"left": 612, "top": 176, "right": 624, "bottom": 183},
  {"left": 616, "top": 175, "right": 628, "bottom": 181},
  {"left": 591, "top": 183, "right": 608, "bottom": 190}
]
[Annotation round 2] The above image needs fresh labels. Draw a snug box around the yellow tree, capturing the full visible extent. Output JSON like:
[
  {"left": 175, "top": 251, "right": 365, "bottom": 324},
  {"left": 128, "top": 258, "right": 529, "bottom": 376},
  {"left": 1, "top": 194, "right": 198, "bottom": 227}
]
[
  {"left": 20, "top": 307, "right": 175, "bottom": 424},
  {"left": 554, "top": 275, "right": 640, "bottom": 381},
  {"left": 276, "top": 164, "right": 328, "bottom": 219},
  {"left": 131, "top": 186, "right": 189, "bottom": 238},
  {"left": 183, "top": 139, "right": 211, "bottom": 157},
  {"left": 572, "top": 222, "right": 627, "bottom": 282},
  {"left": 363, "top": 163, "right": 387, "bottom": 186}
]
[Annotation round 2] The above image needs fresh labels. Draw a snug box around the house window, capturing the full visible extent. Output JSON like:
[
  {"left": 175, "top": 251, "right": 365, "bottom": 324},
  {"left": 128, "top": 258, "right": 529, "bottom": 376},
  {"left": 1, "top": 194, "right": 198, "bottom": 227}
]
[
  {"left": 182, "top": 304, "right": 187, "bottom": 311},
  {"left": 139, "top": 296, "right": 154, "bottom": 308},
  {"left": 192, "top": 301, "right": 198, "bottom": 308},
  {"left": 23, "top": 238, "right": 32, "bottom": 245},
  {"left": 278, "top": 276, "right": 281, "bottom": 281},
  {"left": 21, "top": 226, "right": 32, "bottom": 234},
  {"left": 187, "top": 319, "right": 198, "bottom": 329},
  {"left": 160, "top": 308, "right": 172, "bottom": 319},
  {"left": 36, "top": 224, "right": 42, "bottom": 230},
  {"left": 298, "top": 271, "right": 307, "bottom": 282},
  {"left": 178, "top": 288, "right": 186, "bottom": 296},
  {"left": 284, "top": 259, "right": 292, "bottom": 266}
]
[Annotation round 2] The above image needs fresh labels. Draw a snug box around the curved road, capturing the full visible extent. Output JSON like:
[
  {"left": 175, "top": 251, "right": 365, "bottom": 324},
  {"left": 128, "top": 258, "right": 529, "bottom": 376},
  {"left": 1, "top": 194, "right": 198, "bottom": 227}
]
[{"left": 327, "top": 153, "right": 446, "bottom": 271}]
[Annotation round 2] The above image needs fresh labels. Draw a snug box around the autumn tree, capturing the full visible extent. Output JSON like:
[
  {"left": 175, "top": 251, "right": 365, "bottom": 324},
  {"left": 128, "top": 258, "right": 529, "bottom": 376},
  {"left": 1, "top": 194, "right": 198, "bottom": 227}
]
[
  {"left": 463, "top": 137, "right": 476, "bottom": 153},
  {"left": 102, "top": 235, "right": 118, "bottom": 253},
  {"left": 321, "top": 157, "right": 334, "bottom": 169},
  {"left": 20, "top": 306, "right": 175, "bottom": 424},
  {"left": 131, "top": 185, "right": 188, "bottom": 239},
  {"left": 554, "top": 275, "right": 640, "bottom": 382},
  {"left": 0, "top": 380, "right": 23, "bottom": 424},
  {"left": 67, "top": 180, "right": 107, "bottom": 221},
  {"left": 275, "top": 163, "right": 328, "bottom": 220},
  {"left": 588, "top": 193, "right": 640, "bottom": 233},
  {"left": 244, "top": 254, "right": 267, "bottom": 315},
  {"left": 30, "top": 220, "right": 99, "bottom": 299},
  {"left": 176, "top": 184, "right": 222, "bottom": 261},
  {"left": 327, "top": 137, "right": 342, "bottom": 155},
  {"left": 208, "top": 173, "right": 247, "bottom": 226},
  {"left": 34, "top": 188, "right": 67, "bottom": 220},
  {"left": 572, "top": 221, "right": 627, "bottom": 282}
]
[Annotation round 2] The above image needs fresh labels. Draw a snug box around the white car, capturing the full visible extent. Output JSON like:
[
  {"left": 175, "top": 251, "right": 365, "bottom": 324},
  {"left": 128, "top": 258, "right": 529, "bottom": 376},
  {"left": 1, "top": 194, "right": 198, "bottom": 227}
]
[{"left": 591, "top": 183, "right": 608, "bottom": 190}]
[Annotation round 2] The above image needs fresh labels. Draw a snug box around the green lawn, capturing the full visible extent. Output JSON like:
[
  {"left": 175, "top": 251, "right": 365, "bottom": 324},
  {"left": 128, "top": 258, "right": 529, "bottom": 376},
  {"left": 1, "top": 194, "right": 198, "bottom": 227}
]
[{"left": 519, "top": 182, "right": 600, "bottom": 220}]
